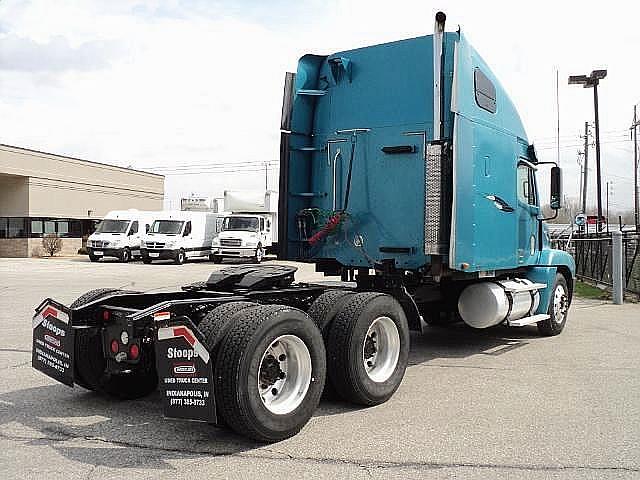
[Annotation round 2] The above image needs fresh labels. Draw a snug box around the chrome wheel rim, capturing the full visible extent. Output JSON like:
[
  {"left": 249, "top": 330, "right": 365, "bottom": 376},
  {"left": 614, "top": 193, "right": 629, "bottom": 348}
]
[
  {"left": 553, "top": 284, "right": 568, "bottom": 324},
  {"left": 258, "top": 334, "right": 312, "bottom": 415},
  {"left": 362, "top": 316, "right": 400, "bottom": 383}
]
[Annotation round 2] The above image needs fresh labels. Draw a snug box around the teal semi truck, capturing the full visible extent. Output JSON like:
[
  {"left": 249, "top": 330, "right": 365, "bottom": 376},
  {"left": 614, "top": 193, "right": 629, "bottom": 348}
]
[{"left": 32, "top": 13, "right": 574, "bottom": 443}]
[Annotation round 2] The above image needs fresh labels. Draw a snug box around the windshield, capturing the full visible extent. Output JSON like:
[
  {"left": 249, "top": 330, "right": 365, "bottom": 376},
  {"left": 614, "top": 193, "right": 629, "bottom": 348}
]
[
  {"left": 150, "top": 220, "right": 184, "bottom": 235},
  {"left": 222, "top": 216, "right": 259, "bottom": 232},
  {"left": 95, "top": 219, "right": 130, "bottom": 234}
]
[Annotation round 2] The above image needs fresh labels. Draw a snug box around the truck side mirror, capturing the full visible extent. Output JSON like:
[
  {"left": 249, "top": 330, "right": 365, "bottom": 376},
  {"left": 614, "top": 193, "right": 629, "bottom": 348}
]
[
  {"left": 550, "top": 166, "right": 562, "bottom": 210},
  {"left": 183, "top": 221, "right": 192, "bottom": 236}
]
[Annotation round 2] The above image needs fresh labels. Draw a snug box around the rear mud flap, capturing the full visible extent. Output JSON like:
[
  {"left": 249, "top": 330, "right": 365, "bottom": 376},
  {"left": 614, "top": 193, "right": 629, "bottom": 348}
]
[
  {"left": 32, "top": 299, "right": 75, "bottom": 386},
  {"left": 155, "top": 318, "right": 217, "bottom": 423}
]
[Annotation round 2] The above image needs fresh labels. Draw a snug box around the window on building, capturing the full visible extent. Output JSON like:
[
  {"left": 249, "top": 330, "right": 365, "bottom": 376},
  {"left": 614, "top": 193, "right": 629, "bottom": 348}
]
[
  {"left": 56, "top": 221, "right": 69, "bottom": 236},
  {"left": 0, "top": 218, "right": 7, "bottom": 238},
  {"left": 31, "top": 220, "right": 43, "bottom": 235},
  {"left": 8, "top": 218, "right": 26, "bottom": 238},
  {"left": 44, "top": 221, "right": 56, "bottom": 234},
  {"left": 69, "top": 220, "right": 82, "bottom": 237},
  {"left": 474, "top": 68, "right": 497, "bottom": 113}
]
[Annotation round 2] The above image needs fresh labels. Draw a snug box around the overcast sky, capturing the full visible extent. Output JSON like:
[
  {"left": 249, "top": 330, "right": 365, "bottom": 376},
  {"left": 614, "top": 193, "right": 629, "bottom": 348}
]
[{"left": 1, "top": 0, "right": 638, "bottom": 213}]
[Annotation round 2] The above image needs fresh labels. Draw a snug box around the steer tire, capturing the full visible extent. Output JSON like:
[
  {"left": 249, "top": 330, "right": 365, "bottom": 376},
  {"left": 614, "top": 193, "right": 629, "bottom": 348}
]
[
  {"left": 537, "top": 273, "right": 571, "bottom": 336},
  {"left": 326, "top": 292, "right": 410, "bottom": 406},
  {"left": 88, "top": 254, "right": 100, "bottom": 262},
  {"left": 120, "top": 247, "right": 131, "bottom": 263},
  {"left": 307, "top": 290, "right": 354, "bottom": 336},
  {"left": 71, "top": 288, "right": 157, "bottom": 398},
  {"left": 214, "top": 304, "right": 326, "bottom": 442},
  {"left": 174, "top": 249, "right": 186, "bottom": 265}
]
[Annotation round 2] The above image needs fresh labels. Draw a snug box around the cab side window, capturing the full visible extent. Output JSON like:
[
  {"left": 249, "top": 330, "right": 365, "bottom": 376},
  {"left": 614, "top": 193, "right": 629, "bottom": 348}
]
[
  {"left": 129, "top": 221, "right": 139, "bottom": 235},
  {"left": 474, "top": 68, "right": 497, "bottom": 113},
  {"left": 517, "top": 163, "right": 537, "bottom": 205}
]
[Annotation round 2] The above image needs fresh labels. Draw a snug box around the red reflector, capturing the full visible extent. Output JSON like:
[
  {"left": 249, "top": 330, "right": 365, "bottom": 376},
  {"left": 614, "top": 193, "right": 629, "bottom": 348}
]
[
  {"left": 102, "top": 310, "right": 110, "bottom": 321},
  {"left": 110, "top": 340, "right": 119, "bottom": 354},
  {"left": 129, "top": 343, "right": 140, "bottom": 360}
]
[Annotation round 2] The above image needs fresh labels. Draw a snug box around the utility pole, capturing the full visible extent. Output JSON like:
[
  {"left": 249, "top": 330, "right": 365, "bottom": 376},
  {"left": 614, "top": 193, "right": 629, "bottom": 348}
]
[
  {"left": 264, "top": 162, "right": 268, "bottom": 190},
  {"left": 581, "top": 122, "right": 590, "bottom": 213},
  {"left": 606, "top": 181, "right": 610, "bottom": 232},
  {"left": 632, "top": 105, "right": 639, "bottom": 231}
]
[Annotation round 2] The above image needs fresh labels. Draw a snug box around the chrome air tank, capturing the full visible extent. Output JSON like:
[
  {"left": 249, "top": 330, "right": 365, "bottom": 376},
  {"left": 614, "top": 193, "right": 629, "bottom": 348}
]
[{"left": 458, "top": 279, "right": 541, "bottom": 329}]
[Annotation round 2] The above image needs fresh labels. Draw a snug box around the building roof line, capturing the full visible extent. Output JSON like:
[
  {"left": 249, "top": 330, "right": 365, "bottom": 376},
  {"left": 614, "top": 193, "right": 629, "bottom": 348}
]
[{"left": 0, "top": 144, "right": 164, "bottom": 178}]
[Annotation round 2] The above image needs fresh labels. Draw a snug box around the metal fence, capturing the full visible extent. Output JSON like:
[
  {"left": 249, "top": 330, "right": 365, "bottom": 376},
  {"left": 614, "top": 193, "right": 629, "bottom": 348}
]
[{"left": 551, "top": 230, "right": 640, "bottom": 295}]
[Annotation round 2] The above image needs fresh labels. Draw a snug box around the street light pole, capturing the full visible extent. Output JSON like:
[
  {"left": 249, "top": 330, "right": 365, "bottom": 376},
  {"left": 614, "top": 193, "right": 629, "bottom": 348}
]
[
  {"left": 568, "top": 69, "right": 607, "bottom": 232},
  {"left": 593, "top": 82, "right": 604, "bottom": 231}
]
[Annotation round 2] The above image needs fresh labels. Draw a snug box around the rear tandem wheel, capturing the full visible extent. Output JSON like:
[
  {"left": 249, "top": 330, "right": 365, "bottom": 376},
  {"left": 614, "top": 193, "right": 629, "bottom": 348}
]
[{"left": 71, "top": 288, "right": 158, "bottom": 399}]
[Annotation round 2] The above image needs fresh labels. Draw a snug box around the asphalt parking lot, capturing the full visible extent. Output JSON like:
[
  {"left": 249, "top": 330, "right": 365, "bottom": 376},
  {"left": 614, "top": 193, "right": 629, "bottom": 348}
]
[{"left": 1, "top": 257, "right": 639, "bottom": 479}]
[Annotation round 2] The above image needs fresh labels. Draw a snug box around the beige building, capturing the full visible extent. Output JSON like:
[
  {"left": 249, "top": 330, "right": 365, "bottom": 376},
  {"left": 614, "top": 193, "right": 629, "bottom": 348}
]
[{"left": 0, "top": 144, "right": 164, "bottom": 257}]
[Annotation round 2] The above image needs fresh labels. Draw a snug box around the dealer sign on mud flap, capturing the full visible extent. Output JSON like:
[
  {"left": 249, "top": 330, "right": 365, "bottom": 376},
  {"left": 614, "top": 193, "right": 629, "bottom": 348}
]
[
  {"left": 156, "top": 324, "right": 216, "bottom": 423},
  {"left": 32, "top": 303, "right": 75, "bottom": 386}
]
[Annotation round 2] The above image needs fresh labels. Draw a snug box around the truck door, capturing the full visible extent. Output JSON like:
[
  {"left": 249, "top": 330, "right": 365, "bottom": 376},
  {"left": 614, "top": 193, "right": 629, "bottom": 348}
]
[
  {"left": 516, "top": 161, "right": 540, "bottom": 264},
  {"left": 129, "top": 221, "right": 140, "bottom": 249}
]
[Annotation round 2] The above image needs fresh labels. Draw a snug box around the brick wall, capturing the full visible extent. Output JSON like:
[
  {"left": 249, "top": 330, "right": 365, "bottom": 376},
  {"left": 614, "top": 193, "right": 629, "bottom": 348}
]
[
  {"left": 0, "top": 238, "right": 83, "bottom": 257},
  {"left": 0, "top": 239, "right": 28, "bottom": 257}
]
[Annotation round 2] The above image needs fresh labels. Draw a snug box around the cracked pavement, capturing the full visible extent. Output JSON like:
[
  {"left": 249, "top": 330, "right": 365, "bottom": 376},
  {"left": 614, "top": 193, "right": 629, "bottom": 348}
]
[{"left": 1, "top": 258, "right": 639, "bottom": 479}]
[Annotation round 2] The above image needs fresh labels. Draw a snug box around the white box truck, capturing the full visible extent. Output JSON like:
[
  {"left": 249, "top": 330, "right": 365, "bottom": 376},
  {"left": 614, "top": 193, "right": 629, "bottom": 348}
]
[
  {"left": 87, "top": 210, "right": 158, "bottom": 263},
  {"left": 141, "top": 211, "right": 223, "bottom": 264},
  {"left": 211, "top": 190, "right": 278, "bottom": 263}
]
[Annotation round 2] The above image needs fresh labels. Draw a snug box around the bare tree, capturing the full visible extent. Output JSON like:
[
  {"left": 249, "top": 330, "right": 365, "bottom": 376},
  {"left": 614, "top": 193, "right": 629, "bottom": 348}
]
[{"left": 42, "top": 234, "right": 63, "bottom": 257}]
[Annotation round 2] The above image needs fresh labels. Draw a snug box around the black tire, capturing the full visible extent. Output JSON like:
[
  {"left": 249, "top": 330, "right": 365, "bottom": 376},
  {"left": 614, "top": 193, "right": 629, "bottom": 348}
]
[
  {"left": 198, "top": 301, "right": 258, "bottom": 426},
  {"left": 307, "top": 290, "right": 354, "bottom": 336},
  {"left": 70, "top": 288, "right": 127, "bottom": 391},
  {"left": 174, "top": 249, "right": 186, "bottom": 265},
  {"left": 120, "top": 247, "right": 131, "bottom": 263},
  {"left": 214, "top": 305, "right": 326, "bottom": 442},
  {"left": 537, "top": 273, "right": 571, "bottom": 336},
  {"left": 89, "top": 253, "right": 99, "bottom": 262},
  {"left": 142, "top": 258, "right": 152, "bottom": 264},
  {"left": 326, "top": 292, "right": 410, "bottom": 406},
  {"left": 211, "top": 255, "right": 223, "bottom": 264},
  {"left": 253, "top": 245, "right": 264, "bottom": 264},
  {"left": 199, "top": 301, "right": 258, "bottom": 357},
  {"left": 71, "top": 288, "right": 157, "bottom": 398}
]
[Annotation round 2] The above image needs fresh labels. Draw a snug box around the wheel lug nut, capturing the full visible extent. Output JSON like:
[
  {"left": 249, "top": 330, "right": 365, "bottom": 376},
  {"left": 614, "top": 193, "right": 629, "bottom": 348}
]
[
  {"left": 271, "top": 388, "right": 278, "bottom": 395},
  {"left": 260, "top": 384, "right": 267, "bottom": 390},
  {"left": 367, "top": 361, "right": 373, "bottom": 367},
  {"left": 279, "top": 354, "right": 286, "bottom": 361}
]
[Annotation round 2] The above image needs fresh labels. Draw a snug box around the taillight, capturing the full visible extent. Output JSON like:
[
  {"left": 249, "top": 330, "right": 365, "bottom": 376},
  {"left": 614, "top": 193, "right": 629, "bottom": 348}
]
[
  {"left": 110, "top": 340, "right": 119, "bottom": 354},
  {"left": 102, "top": 310, "right": 110, "bottom": 322},
  {"left": 129, "top": 343, "right": 140, "bottom": 360}
]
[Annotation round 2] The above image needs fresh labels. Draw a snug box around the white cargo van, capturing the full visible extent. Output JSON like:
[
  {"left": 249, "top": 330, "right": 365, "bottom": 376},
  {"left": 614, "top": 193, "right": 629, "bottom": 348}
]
[
  {"left": 211, "top": 190, "right": 278, "bottom": 264},
  {"left": 87, "top": 210, "right": 158, "bottom": 262},
  {"left": 141, "top": 211, "right": 223, "bottom": 264}
]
